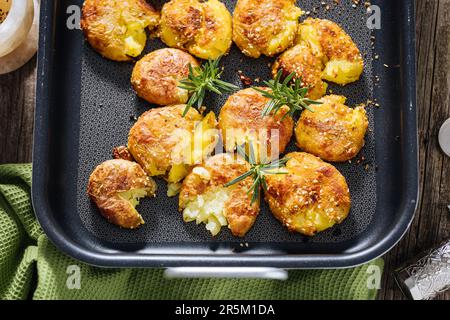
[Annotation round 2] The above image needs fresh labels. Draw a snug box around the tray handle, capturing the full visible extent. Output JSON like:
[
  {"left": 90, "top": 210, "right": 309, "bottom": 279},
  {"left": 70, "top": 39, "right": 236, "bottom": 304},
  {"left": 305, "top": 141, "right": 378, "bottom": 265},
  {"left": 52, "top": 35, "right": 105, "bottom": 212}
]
[{"left": 164, "top": 267, "right": 288, "bottom": 280}]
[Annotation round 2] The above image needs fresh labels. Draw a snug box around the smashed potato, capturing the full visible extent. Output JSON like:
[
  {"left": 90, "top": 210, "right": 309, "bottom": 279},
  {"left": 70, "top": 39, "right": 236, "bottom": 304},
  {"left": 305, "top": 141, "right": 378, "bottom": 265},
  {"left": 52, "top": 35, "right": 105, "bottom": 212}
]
[
  {"left": 264, "top": 152, "right": 351, "bottom": 236},
  {"left": 272, "top": 41, "right": 328, "bottom": 100},
  {"left": 131, "top": 48, "right": 200, "bottom": 105},
  {"left": 218, "top": 88, "right": 294, "bottom": 162},
  {"left": 159, "top": 0, "right": 232, "bottom": 59},
  {"left": 296, "top": 18, "right": 364, "bottom": 85},
  {"left": 232, "top": 0, "right": 303, "bottom": 58},
  {"left": 81, "top": 0, "right": 159, "bottom": 61},
  {"left": 128, "top": 105, "right": 219, "bottom": 183},
  {"left": 87, "top": 159, "right": 157, "bottom": 229},
  {"left": 296, "top": 95, "right": 368, "bottom": 162},
  {"left": 179, "top": 154, "right": 260, "bottom": 237}
]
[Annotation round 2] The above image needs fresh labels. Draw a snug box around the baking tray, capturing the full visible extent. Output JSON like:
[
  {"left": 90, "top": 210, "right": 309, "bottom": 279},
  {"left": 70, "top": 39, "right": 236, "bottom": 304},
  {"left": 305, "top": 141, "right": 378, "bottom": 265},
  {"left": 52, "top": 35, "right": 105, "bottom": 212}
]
[{"left": 32, "top": 0, "right": 418, "bottom": 268}]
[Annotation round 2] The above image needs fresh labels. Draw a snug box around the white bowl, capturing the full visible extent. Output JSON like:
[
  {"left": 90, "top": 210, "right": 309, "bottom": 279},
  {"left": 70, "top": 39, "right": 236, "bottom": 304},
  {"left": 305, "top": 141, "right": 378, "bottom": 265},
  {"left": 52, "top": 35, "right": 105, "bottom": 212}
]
[{"left": 439, "top": 118, "right": 450, "bottom": 157}]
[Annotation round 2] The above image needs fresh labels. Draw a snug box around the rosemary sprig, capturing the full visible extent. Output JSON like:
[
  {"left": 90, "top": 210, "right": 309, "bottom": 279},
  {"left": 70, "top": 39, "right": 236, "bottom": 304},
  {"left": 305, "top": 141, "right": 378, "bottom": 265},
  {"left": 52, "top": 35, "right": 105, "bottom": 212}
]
[
  {"left": 178, "top": 57, "right": 239, "bottom": 117},
  {"left": 254, "top": 70, "right": 323, "bottom": 118},
  {"left": 224, "top": 144, "right": 289, "bottom": 204}
]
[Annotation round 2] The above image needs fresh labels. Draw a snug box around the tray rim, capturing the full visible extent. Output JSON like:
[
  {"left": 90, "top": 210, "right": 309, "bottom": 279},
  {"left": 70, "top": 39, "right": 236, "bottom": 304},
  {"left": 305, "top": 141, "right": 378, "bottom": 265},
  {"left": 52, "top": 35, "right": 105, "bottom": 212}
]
[{"left": 32, "top": 0, "right": 419, "bottom": 269}]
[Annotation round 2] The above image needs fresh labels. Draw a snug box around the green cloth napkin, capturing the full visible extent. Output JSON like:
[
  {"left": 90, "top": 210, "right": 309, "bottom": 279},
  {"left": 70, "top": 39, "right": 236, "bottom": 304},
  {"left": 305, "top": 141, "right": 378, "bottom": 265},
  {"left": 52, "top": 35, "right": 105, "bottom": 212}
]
[{"left": 0, "top": 164, "right": 383, "bottom": 300}]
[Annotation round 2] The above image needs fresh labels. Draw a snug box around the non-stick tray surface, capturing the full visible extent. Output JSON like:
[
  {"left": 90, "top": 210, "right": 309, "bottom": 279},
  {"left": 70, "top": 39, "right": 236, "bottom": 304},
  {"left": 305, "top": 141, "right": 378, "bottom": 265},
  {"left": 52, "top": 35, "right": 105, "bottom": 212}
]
[{"left": 33, "top": 0, "right": 418, "bottom": 268}]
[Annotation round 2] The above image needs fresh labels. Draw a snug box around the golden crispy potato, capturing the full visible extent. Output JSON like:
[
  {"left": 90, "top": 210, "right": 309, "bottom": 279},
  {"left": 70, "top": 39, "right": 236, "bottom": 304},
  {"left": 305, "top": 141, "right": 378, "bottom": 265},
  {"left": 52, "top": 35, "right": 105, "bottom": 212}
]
[
  {"left": 81, "top": 0, "right": 159, "bottom": 61},
  {"left": 218, "top": 88, "right": 294, "bottom": 162},
  {"left": 131, "top": 48, "right": 200, "bottom": 105},
  {"left": 87, "top": 159, "right": 157, "bottom": 229},
  {"left": 296, "top": 95, "right": 368, "bottom": 162},
  {"left": 265, "top": 152, "right": 351, "bottom": 236},
  {"left": 272, "top": 41, "right": 328, "bottom": 100},
  {"left": 179, "top": 153, "right": 260, "bottom": 237},
  {"left": 159, "top": 0, "right": 232, "bottom": 59},
  {"left": 128, "top": 105, "right": 219, "bottom": 183},
  {"left": 232, "top": 0, "right": 303, "bottom": 58},
  {"left": 296, "top": 18, "right": 364, "bottom": 85}
]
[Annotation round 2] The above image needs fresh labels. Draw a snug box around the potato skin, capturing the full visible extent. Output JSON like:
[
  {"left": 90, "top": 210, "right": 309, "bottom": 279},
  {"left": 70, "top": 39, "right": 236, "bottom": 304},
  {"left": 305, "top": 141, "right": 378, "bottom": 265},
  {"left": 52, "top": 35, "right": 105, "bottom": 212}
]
[
  {"left": 87, "top": 159, "right": 157, "bottom": 229},
  {"left": 296, "top": 18, "right": 364, "bottom": 85},
  {"left": 131, "top": 48, "right": 199, "bottom": 105},
  {"left": 232, "top": 0, "right": 303, "bottom": 58},
  {"left": 179, "top": 154, "right": 260, "bottom": 237},
  {"left": 272, "top": 42, "right": 327, "bottom": 100},
  {"left": 112, "top": 145, "right": 134, "bottom": 161},
  {"left": 295, "top": 95, "right": 368, "bottom": 162},
  {"left": 81, "top": 0, "right": 159, "bottom": 61},
  {"left": 218, "top": 88, "right": 294, "bottom": 162},
  {"left": 159, "top": 0, "right": 232, "bottom": 59},
  {"left": 128, "top": 105, "right": 218, "bottom": 179},
  {"left": 265, "top": 152, "right": 351, "bottom": 236}
]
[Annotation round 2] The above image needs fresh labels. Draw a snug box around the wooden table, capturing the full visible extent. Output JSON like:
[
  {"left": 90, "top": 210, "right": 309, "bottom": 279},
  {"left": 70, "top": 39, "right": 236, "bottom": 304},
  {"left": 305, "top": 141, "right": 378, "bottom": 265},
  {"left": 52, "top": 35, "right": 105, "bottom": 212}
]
[{"left": 0, "top": 0, "right": 449, "bottom": 300}]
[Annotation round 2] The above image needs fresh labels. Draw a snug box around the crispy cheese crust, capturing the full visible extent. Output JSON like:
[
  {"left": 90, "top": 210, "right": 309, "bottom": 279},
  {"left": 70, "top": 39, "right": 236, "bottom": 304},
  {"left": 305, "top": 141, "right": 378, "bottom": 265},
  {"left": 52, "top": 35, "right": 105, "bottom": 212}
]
[
  {"left": 159, "top": 0, "right": 232, "bottom": 59},
  {"left": 131, "top": 48, "right": 200, "bottom": 105},
  {"left": 87, "top": 159, "right": 157, "bottom": 229},
  {"left": 81, "top": 0, "right": 159, "bottom": 61},
  {"left": 272, "top": 41, "right": 328, "bottom": 100},
  {"left": 295, "top": 95, "right": 368, "bottom": 162},
  {"left": 232, "top": 0, "right": 303, "bottom": 58},
  {"left": 179, "top": 154, "right": 260, "bottom": 237},
  {"left": 296, "top": 18, "right": 364, "bottom": 85},
  {"left": 265, "top": 152, "right": 351, "bottom": 236},
  {"left": 218, "top": 88, "right": 294, "bottom": 162}
]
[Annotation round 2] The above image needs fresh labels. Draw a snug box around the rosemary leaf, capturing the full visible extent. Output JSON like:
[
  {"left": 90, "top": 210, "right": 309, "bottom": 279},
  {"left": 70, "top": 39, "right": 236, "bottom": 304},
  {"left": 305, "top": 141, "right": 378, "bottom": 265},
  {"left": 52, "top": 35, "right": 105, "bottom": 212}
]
[
  {"left": 254, "top": 70, "right": 323, "bottom": 118},
  {"left": 224, "top": 145, "right": 290, "bottom": 204},
  {"left": 223, "top": 170, "right": 254, "bottom": 187}
]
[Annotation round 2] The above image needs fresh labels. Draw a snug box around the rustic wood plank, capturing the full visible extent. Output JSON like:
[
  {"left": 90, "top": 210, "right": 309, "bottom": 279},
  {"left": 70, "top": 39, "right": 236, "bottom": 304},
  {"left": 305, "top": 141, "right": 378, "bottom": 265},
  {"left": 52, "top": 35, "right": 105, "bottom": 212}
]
[
  {"left": 379, "top": 0, "right": 450, "bottom": 300},
  {"left": 0, "top": 56, "right": 37, "bottom": 164}
]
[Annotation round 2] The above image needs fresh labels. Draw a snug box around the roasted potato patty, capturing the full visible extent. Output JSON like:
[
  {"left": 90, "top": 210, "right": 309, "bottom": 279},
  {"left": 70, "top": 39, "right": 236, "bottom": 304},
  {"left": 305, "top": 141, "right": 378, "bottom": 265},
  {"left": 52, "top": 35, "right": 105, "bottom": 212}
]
[
  {"left": 232, "top": 0, "right": 303, "bottom": 58},
  {"left": 81, "top": 0, "right": 159, "bottom": 61},
  {"left": 131, "top": 48, "right": 200, "bottom": 105},
  {"left": 265, "top": 152, "right": 351, "bottom": 236},
  {"left": 179, "top": 153, "right": 260, "bottom": 237},
  {"left": 296, "top": 95, "right": 368, "bottom": 162},
  {"left": 272, "top": 41, "right": 328, "bottom": 100},
  {"left": 128, "top": 105, "right": 218, "bottom": 183},
  {"left": 159, "top": 0, "right": 232, "bottom": 59},
  {"left": 296, "top": 18, "right": 364, "bottom": 85},
  {"left": 87, "top": 159, "right": 157, "bottom": 229},
  {"left": 218, "top": 88, "right": 294, "bottom": 162}
]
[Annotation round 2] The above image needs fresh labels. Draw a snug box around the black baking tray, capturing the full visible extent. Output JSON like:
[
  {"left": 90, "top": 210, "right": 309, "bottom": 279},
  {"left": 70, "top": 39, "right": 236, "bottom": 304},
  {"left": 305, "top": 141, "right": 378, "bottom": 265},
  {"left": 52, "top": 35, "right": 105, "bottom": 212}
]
[{"left": 32, "top": 0, "right": 418, "bottom": 268}]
